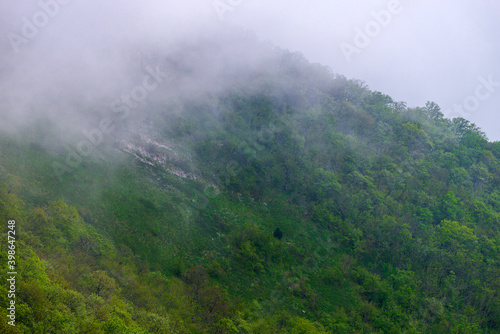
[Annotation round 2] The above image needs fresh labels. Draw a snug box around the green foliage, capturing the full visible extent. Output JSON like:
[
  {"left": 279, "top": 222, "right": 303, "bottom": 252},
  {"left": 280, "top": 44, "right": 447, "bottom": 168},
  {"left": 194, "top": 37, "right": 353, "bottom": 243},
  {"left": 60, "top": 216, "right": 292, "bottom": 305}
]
[
  {"left": 230, "top": 224, "right": 272, "bottom": 273},
  {"left": 2, "top": 46, "right": 500, "bottom": 332},
  {"left": 437, "top": 220, "right": 478, "bottom": 249}
]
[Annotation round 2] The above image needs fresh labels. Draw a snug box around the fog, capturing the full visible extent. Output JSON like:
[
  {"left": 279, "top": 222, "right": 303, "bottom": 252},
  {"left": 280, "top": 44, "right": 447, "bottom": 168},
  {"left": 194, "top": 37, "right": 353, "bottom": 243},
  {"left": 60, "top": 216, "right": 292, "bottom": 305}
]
[
  {"left": 1, "top": 0, "right": 499, "bottom": 140},
  {"left": 230, "top": 0, "right": 500, "bottom": 140}
]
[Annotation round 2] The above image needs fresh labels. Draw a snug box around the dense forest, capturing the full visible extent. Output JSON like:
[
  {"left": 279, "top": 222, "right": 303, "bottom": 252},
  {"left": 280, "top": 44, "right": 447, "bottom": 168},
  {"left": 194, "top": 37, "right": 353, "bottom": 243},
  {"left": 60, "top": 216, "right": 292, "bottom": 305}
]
[{"left": 1, "top": 36, "right": 500, "bottom": 333}]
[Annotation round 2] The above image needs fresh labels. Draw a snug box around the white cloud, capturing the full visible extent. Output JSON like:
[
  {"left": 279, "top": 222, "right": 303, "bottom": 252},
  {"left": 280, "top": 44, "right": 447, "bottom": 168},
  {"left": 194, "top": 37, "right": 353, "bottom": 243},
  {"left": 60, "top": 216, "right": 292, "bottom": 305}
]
[{"left": 1, "top": 0, "right": 499, "bottom": 140}]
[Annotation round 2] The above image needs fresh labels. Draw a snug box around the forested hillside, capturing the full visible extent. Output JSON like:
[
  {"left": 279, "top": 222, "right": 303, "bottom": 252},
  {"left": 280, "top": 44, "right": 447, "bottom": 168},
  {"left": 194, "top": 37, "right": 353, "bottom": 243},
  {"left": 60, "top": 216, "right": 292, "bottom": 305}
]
[{"left": 1, "top": 37, "right": 500, "bottom": 333}]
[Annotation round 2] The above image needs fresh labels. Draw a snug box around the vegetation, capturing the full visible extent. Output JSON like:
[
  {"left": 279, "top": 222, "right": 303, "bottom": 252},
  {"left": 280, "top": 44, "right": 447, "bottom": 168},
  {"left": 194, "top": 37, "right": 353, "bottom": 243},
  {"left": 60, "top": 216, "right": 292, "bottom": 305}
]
[{"left": 1, "top": 46, "right": 500, "bottom": 333}]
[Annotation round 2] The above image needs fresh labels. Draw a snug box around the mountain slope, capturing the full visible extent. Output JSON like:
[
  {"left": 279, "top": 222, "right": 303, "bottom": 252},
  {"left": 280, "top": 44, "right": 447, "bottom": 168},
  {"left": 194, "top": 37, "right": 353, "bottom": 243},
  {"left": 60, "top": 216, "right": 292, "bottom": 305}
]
[{"left": 1, "top": 37, "right": 500, "bottom": 333}]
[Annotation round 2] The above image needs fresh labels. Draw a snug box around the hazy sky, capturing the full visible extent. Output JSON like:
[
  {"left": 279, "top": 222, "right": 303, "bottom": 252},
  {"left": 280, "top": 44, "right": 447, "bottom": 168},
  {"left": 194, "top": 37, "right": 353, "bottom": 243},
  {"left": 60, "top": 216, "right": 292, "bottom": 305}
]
[
  {"left": 1, "top": 0, "right": 499, "bottom": 140},
  {"left": 229, "top": 0, "right": 500, "bottom": 140}
]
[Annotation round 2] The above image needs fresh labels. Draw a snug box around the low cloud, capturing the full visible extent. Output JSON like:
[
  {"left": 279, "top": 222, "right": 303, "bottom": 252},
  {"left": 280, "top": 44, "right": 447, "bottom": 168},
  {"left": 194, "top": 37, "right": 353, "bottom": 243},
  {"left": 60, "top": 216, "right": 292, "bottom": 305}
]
[{"left": 1, "top": 0, "right": 499, "bottom": 140}]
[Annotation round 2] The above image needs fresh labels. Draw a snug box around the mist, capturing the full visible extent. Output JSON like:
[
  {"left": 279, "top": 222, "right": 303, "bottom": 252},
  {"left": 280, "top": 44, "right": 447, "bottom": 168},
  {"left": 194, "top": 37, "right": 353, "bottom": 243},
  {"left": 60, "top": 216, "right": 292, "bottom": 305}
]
[
  {"left": 229, "top": 0, "right": 500, "bottom": 140},
  {"left": 1, "top": 0, "right": 499, "bottom": 141}
]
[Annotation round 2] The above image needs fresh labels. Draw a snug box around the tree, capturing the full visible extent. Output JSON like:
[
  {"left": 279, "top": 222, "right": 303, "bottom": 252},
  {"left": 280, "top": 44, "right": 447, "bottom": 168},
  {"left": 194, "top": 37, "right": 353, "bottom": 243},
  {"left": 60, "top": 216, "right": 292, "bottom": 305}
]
[
  {"left": 273, "top": 227, "right": 283, "bottom": 240},
  {"left": 82, "top": 270, "right": 118, "bottom": 298},
  {"left": 424, "top": 101, "right": 444, "bottom": 120}
]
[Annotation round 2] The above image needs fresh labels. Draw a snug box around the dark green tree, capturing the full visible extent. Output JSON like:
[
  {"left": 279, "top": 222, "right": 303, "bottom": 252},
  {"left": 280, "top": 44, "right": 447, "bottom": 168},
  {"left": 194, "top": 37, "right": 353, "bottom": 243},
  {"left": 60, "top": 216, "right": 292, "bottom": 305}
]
[{"left": 273, "top": 227, "right": 283, "bottom": 240}]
